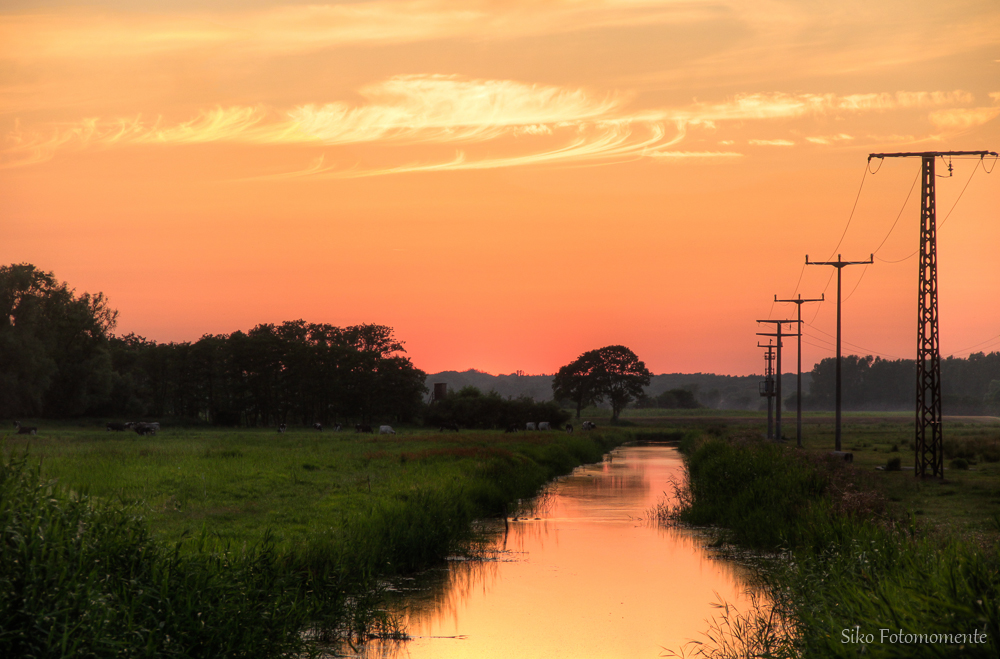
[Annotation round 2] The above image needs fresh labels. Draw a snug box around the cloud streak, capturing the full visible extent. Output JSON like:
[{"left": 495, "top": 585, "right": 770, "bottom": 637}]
[{"left": 2, "top": 76, "right": 986, "bottom": 175}]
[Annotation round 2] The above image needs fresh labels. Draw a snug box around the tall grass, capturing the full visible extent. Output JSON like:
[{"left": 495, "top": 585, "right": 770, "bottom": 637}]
[
  {"left": 665, "top": 433, "right": 1000, "bottom": 658},
  {"left": 0, "top": 451, "right": 317, "bottom": 658},
  {"left": 2, "top": 428, "right": 631, "bottom": 654}
]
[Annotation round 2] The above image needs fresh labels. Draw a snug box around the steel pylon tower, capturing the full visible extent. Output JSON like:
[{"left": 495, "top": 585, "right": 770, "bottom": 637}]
[{"left": 868, "top": 150, "right": 997, "bottom": 478}]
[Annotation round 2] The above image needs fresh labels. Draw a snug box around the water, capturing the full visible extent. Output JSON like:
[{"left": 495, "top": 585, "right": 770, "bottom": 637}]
[{"left": 368, "top": 444, "right": 756, "bottom": 659}]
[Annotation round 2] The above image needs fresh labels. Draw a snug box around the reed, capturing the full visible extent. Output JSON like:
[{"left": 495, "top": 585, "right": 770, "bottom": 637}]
[{"left": 668, "top": 433, "right": 1000, "bottom": 658}]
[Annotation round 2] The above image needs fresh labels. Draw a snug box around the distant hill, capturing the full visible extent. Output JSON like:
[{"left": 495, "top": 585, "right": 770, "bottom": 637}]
[{"left": 423, "top": 370, "right": 808, "bottom": 411}]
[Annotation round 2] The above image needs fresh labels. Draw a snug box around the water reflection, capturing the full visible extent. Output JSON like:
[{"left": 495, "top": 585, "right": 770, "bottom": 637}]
[{"left": 364, "top": 445, "right": 756, "bottom": 659}]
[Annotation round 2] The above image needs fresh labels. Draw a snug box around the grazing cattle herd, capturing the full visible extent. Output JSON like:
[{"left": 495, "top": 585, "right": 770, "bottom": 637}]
[{"left": 14, "top": 418, "right": 596, "bottom": 437}]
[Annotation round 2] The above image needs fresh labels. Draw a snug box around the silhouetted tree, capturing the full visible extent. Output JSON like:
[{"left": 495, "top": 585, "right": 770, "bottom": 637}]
[
  {"left": 553, "top": 345, "right": 652, "bottom": 421},
  {"left": 592, "top": 345, "right": 652, "bottom": 421},
  {"left": 552, "top": 351, "right": 604, "bottom": 418},
  {"left": 0, "top": 264, "right": 117, "bottom": 417}
]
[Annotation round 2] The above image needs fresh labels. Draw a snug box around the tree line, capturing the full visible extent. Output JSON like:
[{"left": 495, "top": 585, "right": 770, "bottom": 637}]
[
  {"left": 798, "top": 353, "right": 1000, "bottom": 414},
  {"left": 0, "top": 264, "right": 426, "bottom": 425}
]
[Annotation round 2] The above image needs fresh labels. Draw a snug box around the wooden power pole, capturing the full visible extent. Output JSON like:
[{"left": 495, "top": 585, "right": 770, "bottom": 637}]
[
  {"left": 757, "top": 320, "right": 800, "bottom": 441},
  {"left": 774, "top": 294, "right": 824, "bottom": 448},
  {"left": 805, "top": 254, "right": 873, "bottom": 452}
]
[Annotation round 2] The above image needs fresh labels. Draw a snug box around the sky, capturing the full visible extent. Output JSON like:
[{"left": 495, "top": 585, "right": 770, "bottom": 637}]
[{"left": 2, "top": 0, "right": 999, "bottom": 376}]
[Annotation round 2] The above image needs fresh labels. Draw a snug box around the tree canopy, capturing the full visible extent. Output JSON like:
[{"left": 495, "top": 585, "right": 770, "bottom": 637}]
[
  {"left": 0, "top": 264, "right": 118, "bottom": 417},
  {"left": 0, "top": 263, "right": 427, "bottom": 424},
  {"left": 552, "top": 351, "right": 604, "bottom": 418},
  {"left": 552, "top": 345, "right": 652, "bottom": 421}
]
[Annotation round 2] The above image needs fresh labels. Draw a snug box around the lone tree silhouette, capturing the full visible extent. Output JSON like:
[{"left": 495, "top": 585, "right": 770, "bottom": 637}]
[{"left": 553, "top": 345, "right": 651, "bottom": 421}]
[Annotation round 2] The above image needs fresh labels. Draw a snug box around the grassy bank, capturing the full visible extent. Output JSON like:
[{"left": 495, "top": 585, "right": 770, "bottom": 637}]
[
  {"left": 1, "top": 425, "right": 632, "bottom": 657},
  {"left": 664, "top": 431, "right": 1000, "bottom": 658},
  {"left": 649, "top": 411, "right": 1000, "bottom": 542}
]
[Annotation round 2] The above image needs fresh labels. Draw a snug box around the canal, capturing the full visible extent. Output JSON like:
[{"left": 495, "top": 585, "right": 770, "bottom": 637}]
[{"left": 364, "top": 443, "right": 757, "bottom": 658}]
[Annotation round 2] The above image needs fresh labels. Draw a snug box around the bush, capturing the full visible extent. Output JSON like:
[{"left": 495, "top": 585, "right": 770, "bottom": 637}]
[
  {"left": 885, "top": 456, "right": 902, "bottom": 471},
  {"left": 423, "top": 387, "right": 570, "bottom": 429}
]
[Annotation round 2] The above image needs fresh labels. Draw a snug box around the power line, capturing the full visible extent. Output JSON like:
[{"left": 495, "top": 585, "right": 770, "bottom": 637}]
[
  {"left": 875, "top": 159, "right": 982, "bottom": 264},
  {"left": 803, "top": 322, "right": 903, "bottom": 359},
  {"left": 826, "top": 163, "right": 869, "bottom": 261},
  {"left": 938, "top": 160, "right": 979, "bottom": 230},
  {"left": 802, "top": 339, "right": 834, "bottom": 353},
  {"left": 945, "top": 334, "right": 1000, "bottom": 358},
  {"left": 873, "top": 165, "right": 920, "bottom": 255}
]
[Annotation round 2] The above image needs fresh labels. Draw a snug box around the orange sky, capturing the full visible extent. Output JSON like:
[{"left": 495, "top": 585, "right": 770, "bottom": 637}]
[{"left": 2, "top": 0, "right": 998, "bottom": 376}]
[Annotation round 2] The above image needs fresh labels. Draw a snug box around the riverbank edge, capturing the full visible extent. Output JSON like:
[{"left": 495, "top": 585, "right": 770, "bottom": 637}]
[
  {"left": 1, "top": 429, "right": 639, "bottom": 657},
  {"left": 665, "top": 431, "right": 1000, "bottom": 658}
]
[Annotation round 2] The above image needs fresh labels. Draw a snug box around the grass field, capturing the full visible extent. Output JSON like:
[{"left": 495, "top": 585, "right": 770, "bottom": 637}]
[
  {"left": 1, "top": 423, "right": 634, "bottom": 555},
  {"left": 6, "top": 410, "right": 1000, "bottom": 657},
  {"left": 1, "top": 422, "right": 638, "bottom": 656}
]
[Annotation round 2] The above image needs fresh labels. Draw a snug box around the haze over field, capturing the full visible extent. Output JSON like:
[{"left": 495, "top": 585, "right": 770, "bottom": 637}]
[{"left": 2, "top": 0, "right": 998, "bottom": 376}]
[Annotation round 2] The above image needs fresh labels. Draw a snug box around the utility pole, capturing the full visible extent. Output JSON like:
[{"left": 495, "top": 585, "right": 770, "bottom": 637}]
[
  {"left": 758, "top": 342, "right": 776, "bottom": 439},
  {"left": 757, "top": 320, "right": 800, "bottom": 441},
  {"left": 775, "top": 294, "right": 824, "bottom": 448},
  {"left": 805, "top": 254, "right": 873, "bottom": 452},
  {"left": 868, "top": 151, "right": 997, "bottom": 478}
]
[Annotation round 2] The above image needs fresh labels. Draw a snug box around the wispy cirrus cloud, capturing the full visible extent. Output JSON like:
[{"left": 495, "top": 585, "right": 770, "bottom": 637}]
[
  {"left": 805, "top": 134, "right": 853, "bottom": 145},
  {"left": 2, "top": 75, "right": 733, "bottom": 171},
  {"left": 2, "top": 77, "right": 988, "bottom": 174},
  {"left": 654, "top": 90, "right": 975, "bottom": 129},
  {"left": 928, "top": 107, "right": 1000, "bottom": 130}
]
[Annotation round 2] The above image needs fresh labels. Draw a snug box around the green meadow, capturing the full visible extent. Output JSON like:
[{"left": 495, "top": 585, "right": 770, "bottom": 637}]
[{"left": 1, "top": 423, "right": 633, "bottom": 657}]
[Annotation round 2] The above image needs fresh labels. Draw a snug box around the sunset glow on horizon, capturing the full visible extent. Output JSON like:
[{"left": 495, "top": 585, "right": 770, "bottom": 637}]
[{"left": 3, "top": 0, "right": 998, "bottom": 376}]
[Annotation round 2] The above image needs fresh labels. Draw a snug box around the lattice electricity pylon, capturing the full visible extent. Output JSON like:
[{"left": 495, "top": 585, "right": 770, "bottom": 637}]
[{"left": 868, "top": 150, "right": 997, "bottom": 478}]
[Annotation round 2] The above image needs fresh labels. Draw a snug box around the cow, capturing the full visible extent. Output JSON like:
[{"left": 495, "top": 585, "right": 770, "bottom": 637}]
[
  {"left": 134, "top": 422, "right": 157, "bottom": 436},
  {"left": 355, "top": 424, "right": 373, "bottom": 433},
  {"left": 565, "top": 424, "right": 574, "bottom": 433},
  {"left": 440, "top": 423, "right": 460, "bottom": 432},
  {"left": 582, "top": 421, "right": 596, "bottom": 431},
  {"left": 278, "top": 423, "right": 287, "bottom": 433},
  {"left": 13, "top": 421, "right": 36, "bottom": 435},
  {"left": 379, "top": 425, "right": 395, "bottom": 435},
  {"left": 106, "top": 421, "right": 128, "bottom": 432},
  {"left": 313, "top": 423, "right": 322, "bottom": 431},
  {"left": 333, "top": 424, "right": 342, "bottom": 432},
  {"left": 505, "top": 424, "right": 519, "bottom": 433},
  {"left": 538, "top": 422, "right": 551, "bottom": 431}
]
